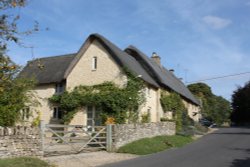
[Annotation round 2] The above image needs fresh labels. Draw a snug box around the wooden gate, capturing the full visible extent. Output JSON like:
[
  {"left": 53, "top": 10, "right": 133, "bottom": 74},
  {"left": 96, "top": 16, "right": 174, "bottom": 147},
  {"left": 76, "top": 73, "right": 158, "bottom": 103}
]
[{"left": 40, "top": 121, "right": 113, "bottom": 156}]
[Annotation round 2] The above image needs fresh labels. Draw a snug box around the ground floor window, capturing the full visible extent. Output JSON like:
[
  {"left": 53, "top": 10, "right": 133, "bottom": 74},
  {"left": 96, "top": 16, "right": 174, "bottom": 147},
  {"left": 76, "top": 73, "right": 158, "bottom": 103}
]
[
  {"left": 53, "top": 107, "right": 63, "bottom": 119},
  {"left": 21, "top": 107, "right": 30, "bottom": 121},
  {"left": 87, "top": 106, "right": 101, "bottom": 130}
]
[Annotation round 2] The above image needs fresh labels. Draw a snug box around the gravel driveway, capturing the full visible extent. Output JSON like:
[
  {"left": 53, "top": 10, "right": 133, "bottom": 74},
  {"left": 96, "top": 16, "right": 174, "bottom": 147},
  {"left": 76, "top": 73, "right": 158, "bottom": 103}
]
[{"left": 45, "top": 151, "right": 138, "bottom": 167}]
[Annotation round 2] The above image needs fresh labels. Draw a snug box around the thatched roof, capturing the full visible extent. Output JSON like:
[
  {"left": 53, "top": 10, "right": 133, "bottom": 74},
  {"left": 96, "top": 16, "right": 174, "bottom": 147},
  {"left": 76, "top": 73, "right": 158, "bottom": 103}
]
[
  {"left": 125, "top": 45, "right": 200, "bottom": 105},
  {"left": 19, "top": 53, "right": 76, "bottom": 84},
  {"left": 20, "top": 33, "right": 199, "bottom": 105}
]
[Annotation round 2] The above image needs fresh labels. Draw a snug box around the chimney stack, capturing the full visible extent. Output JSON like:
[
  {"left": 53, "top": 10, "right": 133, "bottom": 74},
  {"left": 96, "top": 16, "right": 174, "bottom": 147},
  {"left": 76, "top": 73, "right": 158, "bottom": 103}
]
[
  {"left": 169, "top": 69, "right": 175, "bottom": 73},
  {"left": 151, "top": 52, "right": 161, "bottom": 66}
]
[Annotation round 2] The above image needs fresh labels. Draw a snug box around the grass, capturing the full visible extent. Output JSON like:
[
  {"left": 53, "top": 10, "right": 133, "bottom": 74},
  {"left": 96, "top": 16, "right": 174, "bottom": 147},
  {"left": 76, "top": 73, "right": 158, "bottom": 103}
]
[
  {"left": 0, "top": 157, "right": 53, "bottom": 167},
  {"left": 117, "top": 135, "right": 193, "bottom": 155}
]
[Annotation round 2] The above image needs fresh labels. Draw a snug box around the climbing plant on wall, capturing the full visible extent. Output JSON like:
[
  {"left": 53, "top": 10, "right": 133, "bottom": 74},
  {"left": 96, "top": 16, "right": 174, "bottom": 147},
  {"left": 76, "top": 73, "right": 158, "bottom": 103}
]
[
  {"left": 160, "top": 92, "right": 193, "bottom": 132},
  {"left": 49, "top": 70, "right": 145, "bottom": 124}
]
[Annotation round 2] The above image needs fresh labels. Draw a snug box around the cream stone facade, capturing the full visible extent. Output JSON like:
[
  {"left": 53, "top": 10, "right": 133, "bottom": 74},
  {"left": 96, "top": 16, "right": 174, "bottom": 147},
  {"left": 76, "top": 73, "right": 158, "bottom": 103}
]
[
  {"left": 138, "top": 87, "right": 166, "bottom": 122},
  {"left": 66, "top": 40, "right": 127, "bottom": 90},
  {"left": 32, "top": 84, "right": 60, "bottom": 124},
  {"left": 28, "top": 39, "right": 164, "bottom": 126},
  {"left": 183, "top": 100, "right": 201, "bottom": 122},
  {"left": 21, "top": 34, "right": 201, "bottom": 126}
]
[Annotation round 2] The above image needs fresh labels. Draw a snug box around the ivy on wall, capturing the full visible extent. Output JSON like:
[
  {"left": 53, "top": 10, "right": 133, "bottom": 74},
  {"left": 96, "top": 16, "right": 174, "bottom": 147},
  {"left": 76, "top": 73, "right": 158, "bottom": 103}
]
[
  {"left": 160, "top": 92, "right": 193, "bottom": 132},
  {"left": 49, "top": 70, "right": 145, "bottom": 124}
]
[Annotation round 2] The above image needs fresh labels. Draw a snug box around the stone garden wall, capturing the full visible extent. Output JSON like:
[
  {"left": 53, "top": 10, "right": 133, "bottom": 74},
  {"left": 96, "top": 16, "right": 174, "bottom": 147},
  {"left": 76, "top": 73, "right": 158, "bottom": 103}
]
[
  {"left": 113, "top": 122, "right": 176, "bottom": 148},
  {"left": 0, "top": 126, "right": 42, "bottom": 158}
]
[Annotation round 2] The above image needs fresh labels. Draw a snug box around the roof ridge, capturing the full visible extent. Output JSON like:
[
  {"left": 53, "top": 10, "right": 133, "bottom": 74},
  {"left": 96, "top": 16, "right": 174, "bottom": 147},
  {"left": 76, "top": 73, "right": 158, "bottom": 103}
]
[{"left": 31, "top": 53, "right": 76, "bottom": 61}]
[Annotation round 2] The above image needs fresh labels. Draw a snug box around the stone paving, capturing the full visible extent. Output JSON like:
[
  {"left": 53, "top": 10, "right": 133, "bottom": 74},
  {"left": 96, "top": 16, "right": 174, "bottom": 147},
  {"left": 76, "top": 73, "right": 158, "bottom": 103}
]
[{"left": 45, "top": 151, "right": 138, "bottom": 167}]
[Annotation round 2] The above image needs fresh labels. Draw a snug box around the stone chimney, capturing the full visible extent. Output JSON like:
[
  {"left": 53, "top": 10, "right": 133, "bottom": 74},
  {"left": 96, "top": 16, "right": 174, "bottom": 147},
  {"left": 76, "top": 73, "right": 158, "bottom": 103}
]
[
  {"left": 151, "top": 52, "right": 161, "bottom": 66},
  {"left": 169, "top": 69, "right": 175, "bottom": 73}
]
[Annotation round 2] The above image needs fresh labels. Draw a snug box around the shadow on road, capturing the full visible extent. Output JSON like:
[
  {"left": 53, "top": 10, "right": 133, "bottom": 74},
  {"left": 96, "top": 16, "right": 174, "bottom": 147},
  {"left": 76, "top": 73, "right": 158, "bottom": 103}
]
[
  {"left": 230, "top": 157, "right": 250, "bottom": 167},
  {"left": 230, "top": 148, "right": 250, "bottom": 167},
  {"left": 212, "top": 132, "right": 250, "bottom": 135}
]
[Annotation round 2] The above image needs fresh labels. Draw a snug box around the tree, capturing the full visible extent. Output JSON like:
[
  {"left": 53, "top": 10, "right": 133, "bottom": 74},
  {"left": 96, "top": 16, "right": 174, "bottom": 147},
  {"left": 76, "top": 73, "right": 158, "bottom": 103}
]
[
  {"left": 188, "top": 83, "right": 231, "bottom": 125},
  {"left": 0, "top": 56, "right": 35, "bottom": 126},
  {"left": 231, "top": 80, "right": 250, "bottom": 125},
  {"left": 0, "top": 0, "right": 38, "bottom": 51},
  {"left": 0, "top": 0, "right": 37, "bottom": 126}
]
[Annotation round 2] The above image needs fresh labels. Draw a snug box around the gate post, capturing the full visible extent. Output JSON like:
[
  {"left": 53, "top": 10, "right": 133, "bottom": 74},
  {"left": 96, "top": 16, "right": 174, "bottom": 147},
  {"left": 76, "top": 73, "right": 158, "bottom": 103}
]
[
  {"left": 106, "top": 124, "right": 113, "bottom": 152},
  {"left": 39, "top": 120, "right": 45, "bottom": 156}
]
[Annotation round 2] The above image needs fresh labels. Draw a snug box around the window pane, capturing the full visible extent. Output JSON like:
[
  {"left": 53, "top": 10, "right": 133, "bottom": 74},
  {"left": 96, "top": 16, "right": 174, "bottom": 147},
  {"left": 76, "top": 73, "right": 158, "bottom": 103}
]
[
  {"left": 21, "top": 109, "right": 25, "bottom": 120},
  {"left": 55, "top": 83, "right": 64, "bottom": 93},
  {"left": 58, "top": 111, "right": 62, "bottom": 119},
  {"left": 87, "top": 111, "right": 93, "bottom": 119},
  {"left": 53, "top": 108, "right": 57, "bottom": 118},
  {"left": 92, "top": 57, "right": 97, "bottom": 70},
  {"left": 25, "top": 108, "right": 30, "bottom": 119},
  {"left": 87, "top": 106, "right": 93, "bottom": 112}
]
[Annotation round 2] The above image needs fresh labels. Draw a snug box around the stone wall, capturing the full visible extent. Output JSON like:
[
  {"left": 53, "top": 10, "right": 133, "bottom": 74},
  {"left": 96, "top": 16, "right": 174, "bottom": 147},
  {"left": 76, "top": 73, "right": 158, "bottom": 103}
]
[
  {"left": 113, "top": 122, "right": 175, "bottom": 149},
  {"left": 0, "top": 126, "right": 42, "bottom": 158}
]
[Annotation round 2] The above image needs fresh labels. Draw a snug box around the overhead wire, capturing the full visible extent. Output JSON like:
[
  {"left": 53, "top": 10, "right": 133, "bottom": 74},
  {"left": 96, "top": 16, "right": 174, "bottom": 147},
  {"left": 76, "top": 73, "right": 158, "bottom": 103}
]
[{"left": 186, "top": 71, "right": 250, "bottom": 84}]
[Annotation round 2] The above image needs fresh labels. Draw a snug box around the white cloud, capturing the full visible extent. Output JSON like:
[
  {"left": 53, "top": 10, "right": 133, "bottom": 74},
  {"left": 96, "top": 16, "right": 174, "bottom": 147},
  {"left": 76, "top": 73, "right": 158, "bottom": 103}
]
[{"left": 202, "top": 15, "right": 232, "bottom": 29}]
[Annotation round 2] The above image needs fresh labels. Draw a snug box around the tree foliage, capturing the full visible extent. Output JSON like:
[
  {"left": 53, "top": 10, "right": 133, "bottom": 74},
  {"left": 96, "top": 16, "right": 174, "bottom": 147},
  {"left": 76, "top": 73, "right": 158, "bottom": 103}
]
[
  {"left": 0, "top": 56, "right": 35, "bottom": 126},
  {"left": 0, "top": 0, "right": 37, "bottom": 126},
  {"left": 0, "top": 0, "right": 39, "bottom": 51},
  {"left": 231, "top": 80, "right": 250, "bottom": 125},
  {"left": 188, "top": 83, "right": 231, "bottom": 125}
]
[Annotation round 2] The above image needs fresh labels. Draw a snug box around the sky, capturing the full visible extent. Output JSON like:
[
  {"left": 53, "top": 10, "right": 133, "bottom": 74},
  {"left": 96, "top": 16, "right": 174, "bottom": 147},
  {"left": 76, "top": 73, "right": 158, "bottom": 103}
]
[{"left": 6, "top": 0, "right": 250, "bottom": 100}]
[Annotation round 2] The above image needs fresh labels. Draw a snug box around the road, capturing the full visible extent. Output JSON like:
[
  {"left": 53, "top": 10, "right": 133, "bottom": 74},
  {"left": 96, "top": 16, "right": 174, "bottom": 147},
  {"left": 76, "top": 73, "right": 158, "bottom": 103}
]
[{"left": 100, "top": 127, "right": 250, "bottom": 167}]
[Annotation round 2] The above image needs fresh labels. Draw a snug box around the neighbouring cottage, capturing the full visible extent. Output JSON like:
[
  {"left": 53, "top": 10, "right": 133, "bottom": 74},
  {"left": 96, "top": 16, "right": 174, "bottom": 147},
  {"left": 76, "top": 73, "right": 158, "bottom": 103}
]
[{"left": 19, "top": 33, "right": 201, "bottom": 126}]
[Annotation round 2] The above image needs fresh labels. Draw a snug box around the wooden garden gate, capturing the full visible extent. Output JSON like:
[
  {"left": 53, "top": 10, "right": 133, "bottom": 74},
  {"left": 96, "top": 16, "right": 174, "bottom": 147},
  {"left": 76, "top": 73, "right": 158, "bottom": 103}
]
[{"left": 40, "top": 121, "right": 113, "bottom": 156}]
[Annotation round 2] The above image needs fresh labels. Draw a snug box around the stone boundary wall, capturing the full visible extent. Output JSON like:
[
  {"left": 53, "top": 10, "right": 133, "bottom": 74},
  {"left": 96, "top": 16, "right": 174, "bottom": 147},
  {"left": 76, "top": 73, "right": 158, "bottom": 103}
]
[
  {"left": 113, "top": 122, "right": 176, "bottom": 149},
  {"left": 0, "top": 126, "right": 42, "bottom": 158}
]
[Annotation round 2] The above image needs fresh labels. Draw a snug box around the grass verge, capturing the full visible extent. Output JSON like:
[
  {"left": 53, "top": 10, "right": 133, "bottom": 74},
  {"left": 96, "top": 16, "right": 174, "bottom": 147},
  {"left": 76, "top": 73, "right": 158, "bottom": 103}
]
[
  {"left": 117, "top": 135, "right": 193, "bottom": 155},
  {"left": 0, "top": 157, "right": 52, "bottom": 167}
]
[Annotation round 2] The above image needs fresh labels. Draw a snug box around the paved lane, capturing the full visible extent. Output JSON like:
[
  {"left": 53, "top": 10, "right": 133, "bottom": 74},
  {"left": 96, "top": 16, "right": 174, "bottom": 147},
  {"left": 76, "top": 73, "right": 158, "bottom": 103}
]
[{"left": 100, "top": 127, "right": 250, "bottom": 167}]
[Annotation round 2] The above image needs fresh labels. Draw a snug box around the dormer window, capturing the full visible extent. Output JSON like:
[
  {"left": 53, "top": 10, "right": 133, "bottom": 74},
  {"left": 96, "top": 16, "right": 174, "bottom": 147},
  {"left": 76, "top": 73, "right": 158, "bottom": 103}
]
[
  {"left": 55, "top": 83, "right": 64, "bottom": 94},
  {"left": 92, "top": 57, "right": 97, "bottom": 70}
]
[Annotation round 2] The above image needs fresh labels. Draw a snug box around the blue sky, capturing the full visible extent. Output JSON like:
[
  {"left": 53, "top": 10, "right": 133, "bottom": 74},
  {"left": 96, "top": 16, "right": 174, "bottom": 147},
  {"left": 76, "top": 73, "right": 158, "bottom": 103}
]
[{"left": 7, "top": 0, "right": 250, "bottom": 100}]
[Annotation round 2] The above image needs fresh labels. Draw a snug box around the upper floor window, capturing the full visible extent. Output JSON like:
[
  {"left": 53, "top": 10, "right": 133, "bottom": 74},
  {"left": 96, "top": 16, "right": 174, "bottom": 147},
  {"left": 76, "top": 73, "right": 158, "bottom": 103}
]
[
  {"left": 55, "top": 83, "right": 64, "bottom": 94},
  {"left": 92, "top": 57, "right": 97, "bottom": 70}
]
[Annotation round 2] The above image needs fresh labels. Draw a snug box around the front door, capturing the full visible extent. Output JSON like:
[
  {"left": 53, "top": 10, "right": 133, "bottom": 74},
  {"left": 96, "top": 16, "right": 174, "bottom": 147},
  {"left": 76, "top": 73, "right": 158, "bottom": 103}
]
[{"left": 87, "top": 106, "right": 101, "bottom": 131}]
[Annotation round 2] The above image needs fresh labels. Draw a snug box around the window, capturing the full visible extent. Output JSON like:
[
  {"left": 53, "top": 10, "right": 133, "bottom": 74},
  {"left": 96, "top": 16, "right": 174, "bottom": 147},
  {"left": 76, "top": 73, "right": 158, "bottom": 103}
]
[
  {"left": 53, "top": 107, "right": 63, "bottom": 119},
  {"left": 55, "top": 83, "right": 64, "bottom": 94},
  {"left": 21, "top": 107, "right": 30, "bottom": 120},
  {"left": 92, "top": 57, "right": 97, "bottom": 70}
]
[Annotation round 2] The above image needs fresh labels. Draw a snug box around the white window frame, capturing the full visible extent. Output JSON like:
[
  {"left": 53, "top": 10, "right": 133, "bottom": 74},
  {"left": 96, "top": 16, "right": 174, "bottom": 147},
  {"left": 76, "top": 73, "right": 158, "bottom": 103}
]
[
  {"left": 92, "top": 57, "right": 97, "bottom": 71},
  {"left": 55, "top": 83, "right": 64, "bottom": 94},
  {"left": 21, "top": 107, "right": 30, "bottom": 121},
  {"left": 87, "top": 106, "right": 101, "bottom": 131}
]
